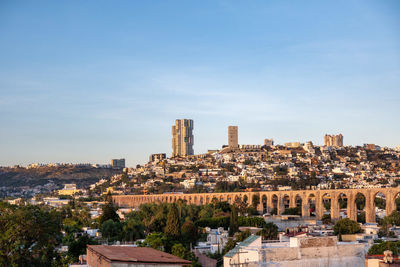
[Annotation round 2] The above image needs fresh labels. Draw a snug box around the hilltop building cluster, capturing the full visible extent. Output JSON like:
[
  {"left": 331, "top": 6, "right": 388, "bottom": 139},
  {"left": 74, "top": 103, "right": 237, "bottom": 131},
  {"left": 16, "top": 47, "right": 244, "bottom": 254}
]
[{"left": 112, "top": 120, "right": 399, "bottom": 196}]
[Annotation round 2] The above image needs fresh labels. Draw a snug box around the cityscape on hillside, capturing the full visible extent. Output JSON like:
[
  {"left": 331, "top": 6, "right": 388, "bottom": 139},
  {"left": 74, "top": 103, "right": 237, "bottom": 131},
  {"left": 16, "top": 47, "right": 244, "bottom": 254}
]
[
  {"left": 2, "top": 118, "right": 400, "bottom": 266},
  {"left": 1, "top": 1, "right": 400, "bottom": 267},
  {"left": 3, "top": 119, "right": 400, "bottom": 198}
]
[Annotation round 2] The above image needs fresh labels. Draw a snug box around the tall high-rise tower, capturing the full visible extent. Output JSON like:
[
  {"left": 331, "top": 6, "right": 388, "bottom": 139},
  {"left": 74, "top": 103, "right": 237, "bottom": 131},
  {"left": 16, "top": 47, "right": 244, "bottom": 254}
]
[
  {"left": 228, "top": 126, "right": 238, "bottom": 149},
  {"left": 324, "top": 134, "right": 343, "bottom": 147},
  {"left": 172, "top": 119, "right": 194, "bottom": 157}
]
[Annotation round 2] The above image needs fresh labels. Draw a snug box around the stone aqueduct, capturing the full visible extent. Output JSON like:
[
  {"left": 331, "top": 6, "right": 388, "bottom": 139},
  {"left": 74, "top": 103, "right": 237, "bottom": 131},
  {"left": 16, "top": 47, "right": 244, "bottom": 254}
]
[{"left": 113, "top": 188, "right": 400, "bottom": 223}]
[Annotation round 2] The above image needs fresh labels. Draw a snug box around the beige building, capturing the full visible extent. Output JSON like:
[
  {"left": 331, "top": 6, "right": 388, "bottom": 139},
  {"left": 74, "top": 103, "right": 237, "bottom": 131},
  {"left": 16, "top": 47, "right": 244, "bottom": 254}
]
[
  {"left": 58, "top": 184, "right": 81, "bottom": 196},
  {"left": 172, "top": 119, "right": 194, "bottom": 157},
  {"left": 228, "top": 126, "right": 238, "bottom": 149},
  {"left": 285, "top": 142, "right": 301, "bottom": 148},
  {"left": 324, "top": 134, "right": 343, "bottom": 147},
  {"left": 264, "top": 138, "right": 274, "bottom": 146}
]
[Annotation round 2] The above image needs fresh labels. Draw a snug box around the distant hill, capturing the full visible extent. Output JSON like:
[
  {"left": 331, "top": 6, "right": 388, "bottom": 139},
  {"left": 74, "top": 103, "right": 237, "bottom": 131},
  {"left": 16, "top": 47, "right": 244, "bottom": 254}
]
[{"left": 0, "top": 166, "right": 120, "bottom": 188}]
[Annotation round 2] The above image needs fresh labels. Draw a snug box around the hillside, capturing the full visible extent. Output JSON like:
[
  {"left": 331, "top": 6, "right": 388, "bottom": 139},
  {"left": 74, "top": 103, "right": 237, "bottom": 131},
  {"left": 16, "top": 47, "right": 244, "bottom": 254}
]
[{"left": 0, "top": 166, "right": 120, "bottom": 188}]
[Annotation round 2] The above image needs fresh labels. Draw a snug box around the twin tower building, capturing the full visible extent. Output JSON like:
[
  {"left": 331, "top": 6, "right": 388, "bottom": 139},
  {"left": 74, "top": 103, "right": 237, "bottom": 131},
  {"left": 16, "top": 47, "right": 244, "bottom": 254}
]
[
  {"left": 171, "top": 119, "right": 343, "bottom": 157},
  {"left": 171, "top": 119, "right": 238, "bottom": 157}
]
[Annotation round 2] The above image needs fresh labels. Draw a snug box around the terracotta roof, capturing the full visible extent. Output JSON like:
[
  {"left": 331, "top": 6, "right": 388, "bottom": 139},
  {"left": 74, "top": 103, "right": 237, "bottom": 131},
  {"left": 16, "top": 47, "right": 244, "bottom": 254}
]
[{"left": 87, "top": 246, "right": 191, "bottom": 265}]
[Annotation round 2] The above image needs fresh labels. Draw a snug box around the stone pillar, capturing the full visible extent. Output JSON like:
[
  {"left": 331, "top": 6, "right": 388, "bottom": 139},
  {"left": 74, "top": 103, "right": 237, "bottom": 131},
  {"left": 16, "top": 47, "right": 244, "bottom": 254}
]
[
  {"left": 302, "top": 200, "right": 310, "bottom": 217},
  {"left": 331, "top": 193, "right": 340, "bottom": 221},
  {"left": 277, "top": 195, "right": 285, "bottom": 215},
  {"left": 257, "top": 194, "right": 265, "bottom": 214},
  {"left": 366, "top": 191, "right": 376, "bottom": 223},
  {"left": 315, "top": 192, "right": 324, "bottom": 220},
  {"left": 386, "top": 191, "right": 395, "bottom": 217},
  {"left": 347, "top": 193, "right": 357, "bottom": 221},
  {"left": 257, "top": 202, "right": 263, "bottom": 213},
  {"left": 267, "top": 195, "right": 273, "bottom": 214}
]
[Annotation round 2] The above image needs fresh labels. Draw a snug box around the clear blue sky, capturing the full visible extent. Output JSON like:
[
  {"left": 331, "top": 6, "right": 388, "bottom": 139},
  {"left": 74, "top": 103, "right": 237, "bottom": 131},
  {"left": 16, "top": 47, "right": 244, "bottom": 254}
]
[{"left": 0, "top": 0, "right": 399, "bottom": 167}]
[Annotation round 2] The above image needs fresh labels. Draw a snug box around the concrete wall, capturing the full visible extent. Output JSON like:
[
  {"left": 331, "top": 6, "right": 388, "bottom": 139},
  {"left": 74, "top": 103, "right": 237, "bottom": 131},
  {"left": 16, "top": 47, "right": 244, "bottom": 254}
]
[{"left": 256, "top": 242, "right": 365, "bottom": 267}]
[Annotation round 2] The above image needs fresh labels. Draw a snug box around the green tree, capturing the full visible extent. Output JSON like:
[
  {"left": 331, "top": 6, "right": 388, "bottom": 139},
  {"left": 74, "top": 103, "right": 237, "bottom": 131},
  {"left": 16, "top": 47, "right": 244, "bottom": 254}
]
[
  {"left": 374, "top": 197, "right": 386, "bottom": 210},
  {"left": 368, "top": 241, "right": 400, "bottom": 256},
  {"left": 198, "top": 205, "right": 213, "bottom": 219},
  {"left": 195, "top": 216, "right": 230, "bottom": 229},
  {"left": 0, "top": 203, "right": 62, "bottom": 266},
  {"left": 181, "top": 220, "right": 198, "bottom": 245},
  {"left": 282, "top": 207, "right": 301, "bottom": 215},
  {"left": 165, "top": 204, "right": 180, "bottom": 238},
  {"left": 68, "top": 234, "right": 98, "bottom": 262},
  {"left": 172, "top": 243, "right": 188, "bottom": 259},
  {"left": 238, "top": 216, "right": 267, "bottom": 228},
  {"left": 100, "top": 219, "right": 122, "bottom": 241},
  {"left": 236, "top": 230, "right": 251, "bottom": 242},
  {"left": 355, "top": 194, "right": 366, "bottom": 210},
  {"left": 122, "top": 217, "right": 145, "bottom": 241},
  {"left": 229, "top": 205, "right": 239, "bottom": 236},
  {"left": 256, "top": 223, "right": 278, "bottom": 240},
  {"left": 171, "top": 243, "right": 199, "bottom": 266},
  {"left": 143, "top": 232, "right": 169, "bottom": 251},
  {"left": 386, "top": 211, "right": 400, "bottom": 226},
  {"left": 214, "top": 201, "right": 231, "bottom": 212},
  {"left": 234, "top": 198, "right": 248, "bottom": 215},
  {"left": 321, "top": 214, "right": 332, "bottom": 225},
  {"left": 222, "top": 238, "right": 237, "bottom": 255},
  {"left": 333, "top": 218, "right": 362, "bottom": 238},
  {"left": 99, "top": 195, "right": 120, "bottom": 225},
  {"left": 357, "top": 211, "right": 366, "bottom": 224}
]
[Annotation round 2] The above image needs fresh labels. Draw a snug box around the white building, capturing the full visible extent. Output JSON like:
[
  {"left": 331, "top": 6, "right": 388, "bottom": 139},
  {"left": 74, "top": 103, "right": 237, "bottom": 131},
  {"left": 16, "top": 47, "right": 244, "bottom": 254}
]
[
  {"left": 195, "top": 227, "right": 229, "bottom": 254},
  {"left": 224, "top": 235, "right": 261, "bottom": 267},
  {"left": 180, "top": 179, "right": 196, "bottom": 189}
]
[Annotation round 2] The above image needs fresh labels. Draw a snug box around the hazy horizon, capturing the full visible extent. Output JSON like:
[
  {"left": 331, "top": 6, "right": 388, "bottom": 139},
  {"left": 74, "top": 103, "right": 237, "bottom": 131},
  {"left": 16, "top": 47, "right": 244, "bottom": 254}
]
[{"left": 1, "top": 1, "right": 399, "bottom": 167}]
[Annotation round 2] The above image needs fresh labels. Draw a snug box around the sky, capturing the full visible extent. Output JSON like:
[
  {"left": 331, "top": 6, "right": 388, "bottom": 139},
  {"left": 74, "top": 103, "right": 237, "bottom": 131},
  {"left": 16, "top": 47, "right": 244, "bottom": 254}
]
[{"left": 0, "top": 0, "right": 399, "bottom": 167}]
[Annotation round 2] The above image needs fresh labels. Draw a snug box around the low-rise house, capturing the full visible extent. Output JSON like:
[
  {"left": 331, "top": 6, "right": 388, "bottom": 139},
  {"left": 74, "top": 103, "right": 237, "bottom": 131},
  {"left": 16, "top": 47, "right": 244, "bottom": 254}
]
[
  {"left": 195, "top": 227, "right": 229, "bottom": 254},
  {"left": 87, "top": 245, "right": 191, "bottom": 267}
]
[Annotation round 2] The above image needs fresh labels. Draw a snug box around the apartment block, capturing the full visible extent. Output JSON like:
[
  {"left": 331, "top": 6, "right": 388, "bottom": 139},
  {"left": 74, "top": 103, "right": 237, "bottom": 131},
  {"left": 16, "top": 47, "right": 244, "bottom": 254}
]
[
  {"left": 264, "top": 138, "right": 274, "bottom": 146},
  {"left": 111, "top": 159, "right": 125, "bottom": 169},
  {"left": 324, "top": 134, "right": 343, "bottom": 147},
  {"left": 149, "top": 153, "right": 166, "bottom": 163},
  {"left": 228, "top": 126, "right": 238, "bottom": 149},
  {"left": 172, "top": 119, "right": 194, "bottom": 157}
]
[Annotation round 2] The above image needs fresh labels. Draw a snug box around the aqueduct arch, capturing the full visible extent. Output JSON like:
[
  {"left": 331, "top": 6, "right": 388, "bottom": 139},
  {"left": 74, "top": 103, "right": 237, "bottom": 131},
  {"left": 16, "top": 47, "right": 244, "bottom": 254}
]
[{"left": 113, "top": 188, "right": 400, "bottom": 223}]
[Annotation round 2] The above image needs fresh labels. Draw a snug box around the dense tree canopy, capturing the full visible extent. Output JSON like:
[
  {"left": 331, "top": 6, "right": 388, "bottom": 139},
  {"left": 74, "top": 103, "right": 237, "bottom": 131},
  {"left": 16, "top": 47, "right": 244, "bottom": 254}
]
[
  {"left": 257, "top": 222, "right": 279, "bottom": 240},
  {"left": 333, "top": 218, "right": 362, "bottom": 236},
  {"left": 368, "top": 241, "right": 400, "bottom": 256},
  {"left": 0, "top": 203, "right": 62, "bottom": 266}
]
